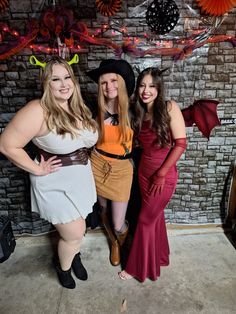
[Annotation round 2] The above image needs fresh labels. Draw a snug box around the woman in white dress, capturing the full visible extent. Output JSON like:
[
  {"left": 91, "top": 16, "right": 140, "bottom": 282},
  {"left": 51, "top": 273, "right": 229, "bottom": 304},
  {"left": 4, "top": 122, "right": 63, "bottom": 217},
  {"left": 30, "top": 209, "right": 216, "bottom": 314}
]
[{"left": 0, "top": 55, "right": 98, "bottom": 289}]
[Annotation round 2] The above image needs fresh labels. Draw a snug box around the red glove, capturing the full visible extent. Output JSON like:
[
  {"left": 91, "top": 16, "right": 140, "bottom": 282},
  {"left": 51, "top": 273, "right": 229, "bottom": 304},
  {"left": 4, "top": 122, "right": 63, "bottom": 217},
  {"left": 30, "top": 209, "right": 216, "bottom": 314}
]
[{"left": 149, "top": 138, "right": 187, "bottom": 196}]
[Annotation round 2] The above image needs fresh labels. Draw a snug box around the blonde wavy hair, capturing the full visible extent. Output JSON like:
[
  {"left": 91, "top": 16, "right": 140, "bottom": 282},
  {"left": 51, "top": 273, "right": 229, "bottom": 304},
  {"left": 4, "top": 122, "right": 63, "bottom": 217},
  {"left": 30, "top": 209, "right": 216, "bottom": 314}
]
[
  {"left": 97, "top": 74, "right": 131, "bottom": 143},
  {"left": 40, "top": 56, "right": 97, "bottom": 138}
]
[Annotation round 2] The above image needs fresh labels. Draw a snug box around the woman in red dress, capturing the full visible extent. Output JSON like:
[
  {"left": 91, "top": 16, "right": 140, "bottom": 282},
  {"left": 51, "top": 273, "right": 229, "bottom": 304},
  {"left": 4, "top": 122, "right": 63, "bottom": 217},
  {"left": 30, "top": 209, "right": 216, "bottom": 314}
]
[{"left": 119, "top": 67, "right": 187, "bottom": 282}]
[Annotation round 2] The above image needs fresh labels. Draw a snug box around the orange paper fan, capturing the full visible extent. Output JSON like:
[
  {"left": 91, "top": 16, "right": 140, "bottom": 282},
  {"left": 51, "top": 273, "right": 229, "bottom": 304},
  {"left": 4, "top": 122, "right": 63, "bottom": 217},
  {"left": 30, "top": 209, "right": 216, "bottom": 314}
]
[
  {"left": 96, "top": 0, "right": 122, "bottom": 17},
  {"left": 196, "top": 0, "right": 236, "bottom": 16}
]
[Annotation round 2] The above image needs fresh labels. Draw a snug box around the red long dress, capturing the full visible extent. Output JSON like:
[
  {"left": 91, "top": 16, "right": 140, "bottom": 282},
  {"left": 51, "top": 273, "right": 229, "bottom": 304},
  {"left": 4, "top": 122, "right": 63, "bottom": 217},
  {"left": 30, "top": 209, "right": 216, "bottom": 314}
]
[{"left": 125, "top": 120, "right": 178, "bottom": 282}]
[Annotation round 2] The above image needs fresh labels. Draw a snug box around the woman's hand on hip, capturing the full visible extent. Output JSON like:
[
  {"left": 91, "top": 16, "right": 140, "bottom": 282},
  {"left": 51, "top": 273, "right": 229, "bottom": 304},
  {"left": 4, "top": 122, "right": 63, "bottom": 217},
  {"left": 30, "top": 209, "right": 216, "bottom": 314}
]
[{"left": 38, "top": 155, "right": 62, "bottom": 176}]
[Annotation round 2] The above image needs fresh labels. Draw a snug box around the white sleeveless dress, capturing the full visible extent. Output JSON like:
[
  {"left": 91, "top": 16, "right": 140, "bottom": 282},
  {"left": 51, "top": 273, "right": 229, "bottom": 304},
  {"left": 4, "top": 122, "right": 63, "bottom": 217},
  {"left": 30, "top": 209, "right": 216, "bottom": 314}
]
[{"left": 30, "top": 128, "right": 98, "bottom": 224}]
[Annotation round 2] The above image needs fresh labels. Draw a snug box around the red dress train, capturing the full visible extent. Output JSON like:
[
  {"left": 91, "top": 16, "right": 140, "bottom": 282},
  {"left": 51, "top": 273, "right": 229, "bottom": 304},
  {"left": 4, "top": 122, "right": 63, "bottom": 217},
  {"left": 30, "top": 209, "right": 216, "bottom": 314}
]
[{"left": 125, "top": 120, "right": 178, "bottom": 282}]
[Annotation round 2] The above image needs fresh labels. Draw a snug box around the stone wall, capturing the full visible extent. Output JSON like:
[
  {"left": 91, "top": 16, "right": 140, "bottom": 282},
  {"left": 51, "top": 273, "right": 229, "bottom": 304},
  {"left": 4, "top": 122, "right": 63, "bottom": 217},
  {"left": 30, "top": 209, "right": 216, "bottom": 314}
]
[{"left": 0, "top": 0, "right": 236, "bottom": 233}]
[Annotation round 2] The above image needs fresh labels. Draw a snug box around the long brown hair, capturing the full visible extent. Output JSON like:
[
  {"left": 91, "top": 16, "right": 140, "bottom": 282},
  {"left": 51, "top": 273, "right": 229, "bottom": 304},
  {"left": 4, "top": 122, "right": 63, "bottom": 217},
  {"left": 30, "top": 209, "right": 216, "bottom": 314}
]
[
  {"left": 130, "top": 67, "right": 171, "bottom": 147},
  {"left": 97, "top": 74, "right": 131, "bottom": 143},
  {"left": 40, "top": 56, "right": 97, "bottom": 138}
]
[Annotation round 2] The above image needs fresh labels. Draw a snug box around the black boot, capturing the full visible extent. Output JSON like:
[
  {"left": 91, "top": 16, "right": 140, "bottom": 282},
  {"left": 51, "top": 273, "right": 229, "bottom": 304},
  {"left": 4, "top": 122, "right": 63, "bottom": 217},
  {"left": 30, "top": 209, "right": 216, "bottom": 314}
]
[
  {"left": 53, "top": 256, "right": 76, "bottom": 289},
  {"left": 72, "top": 253, "right": 88, "bottom": 281},
  {"left": 55, "top": 265, "right": 76, "bottom": 289}
]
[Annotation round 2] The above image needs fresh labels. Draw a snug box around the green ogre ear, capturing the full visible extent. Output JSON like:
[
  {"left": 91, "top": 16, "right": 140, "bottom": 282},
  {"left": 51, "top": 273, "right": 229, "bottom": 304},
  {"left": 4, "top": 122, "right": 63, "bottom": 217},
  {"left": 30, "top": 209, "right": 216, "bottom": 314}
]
[
  {"left": 68, "top": 54, "right": 79, "bottom": 65},
  {"left": 29, "top": 54, "right": 79, "bottom": 69},
  {"left": 29, "top": 55, "right": 46, "bottom": 68}
]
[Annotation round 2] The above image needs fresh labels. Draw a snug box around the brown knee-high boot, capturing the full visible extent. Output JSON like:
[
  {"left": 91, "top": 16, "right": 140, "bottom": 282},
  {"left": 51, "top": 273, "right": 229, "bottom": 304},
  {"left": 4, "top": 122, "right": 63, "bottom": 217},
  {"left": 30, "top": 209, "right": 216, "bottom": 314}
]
[
  {"left": 115, "top": 220, "right": 129, "bottom": 246},
  {"left": 99, "top": 211, "right": 120, "bottom": 266}
]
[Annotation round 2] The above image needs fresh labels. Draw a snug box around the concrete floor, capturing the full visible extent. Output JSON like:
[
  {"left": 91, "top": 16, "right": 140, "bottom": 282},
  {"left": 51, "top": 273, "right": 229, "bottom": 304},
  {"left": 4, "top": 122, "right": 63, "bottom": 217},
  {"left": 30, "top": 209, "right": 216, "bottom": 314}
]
[{"left": 0, "top": 225, "right": 235, "bottom": 314}]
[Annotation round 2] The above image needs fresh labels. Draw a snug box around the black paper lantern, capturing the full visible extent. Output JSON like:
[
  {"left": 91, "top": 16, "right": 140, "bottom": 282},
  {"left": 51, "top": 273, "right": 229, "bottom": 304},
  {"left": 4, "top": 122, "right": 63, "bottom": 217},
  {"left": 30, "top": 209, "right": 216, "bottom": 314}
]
[{"left": 146, "top": 0, "right": 179, "bottom": 35}]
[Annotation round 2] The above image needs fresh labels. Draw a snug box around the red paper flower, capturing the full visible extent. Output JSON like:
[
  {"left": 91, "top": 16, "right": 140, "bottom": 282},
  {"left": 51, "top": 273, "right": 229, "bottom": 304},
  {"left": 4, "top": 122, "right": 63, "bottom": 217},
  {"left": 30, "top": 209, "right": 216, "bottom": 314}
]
[{"left": 42, "top": 6, "right": 74, "bottom": 35}]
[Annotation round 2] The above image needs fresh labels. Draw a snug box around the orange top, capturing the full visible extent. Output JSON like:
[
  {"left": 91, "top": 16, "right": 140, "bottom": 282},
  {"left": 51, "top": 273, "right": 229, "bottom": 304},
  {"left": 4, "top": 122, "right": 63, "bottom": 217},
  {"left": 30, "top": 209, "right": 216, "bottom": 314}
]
[{"left": 96, "top": 125, "right": 133, "bottom": 160}]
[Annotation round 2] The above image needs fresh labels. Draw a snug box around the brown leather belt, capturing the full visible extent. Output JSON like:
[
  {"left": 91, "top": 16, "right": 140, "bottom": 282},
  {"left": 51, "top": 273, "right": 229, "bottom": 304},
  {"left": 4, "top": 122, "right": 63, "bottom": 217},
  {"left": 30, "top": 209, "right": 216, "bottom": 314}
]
[{"left": 37, "top": 147, "right": 89, "bottom": 166}]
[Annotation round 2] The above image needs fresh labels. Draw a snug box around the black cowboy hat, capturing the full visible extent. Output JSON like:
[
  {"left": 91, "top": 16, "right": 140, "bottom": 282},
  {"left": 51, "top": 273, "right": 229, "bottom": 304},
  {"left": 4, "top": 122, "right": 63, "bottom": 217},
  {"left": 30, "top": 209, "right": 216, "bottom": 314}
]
[{"left": 87, "top": 59, "right": 135, "bottom": 96}]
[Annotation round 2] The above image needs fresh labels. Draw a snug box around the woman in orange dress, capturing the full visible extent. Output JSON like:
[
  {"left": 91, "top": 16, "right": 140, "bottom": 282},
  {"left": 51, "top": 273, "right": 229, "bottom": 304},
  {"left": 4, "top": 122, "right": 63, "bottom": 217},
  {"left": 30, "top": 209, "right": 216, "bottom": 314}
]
[{"left": 87, "top": 59, "right": 135, "bottom": 266}]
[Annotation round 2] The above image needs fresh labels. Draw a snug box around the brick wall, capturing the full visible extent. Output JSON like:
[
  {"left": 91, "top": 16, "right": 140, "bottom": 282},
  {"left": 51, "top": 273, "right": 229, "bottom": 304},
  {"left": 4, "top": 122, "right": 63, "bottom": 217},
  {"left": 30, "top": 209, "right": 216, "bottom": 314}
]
[{"left": 0, "top": 0, "right": 236, "bottom": 233}]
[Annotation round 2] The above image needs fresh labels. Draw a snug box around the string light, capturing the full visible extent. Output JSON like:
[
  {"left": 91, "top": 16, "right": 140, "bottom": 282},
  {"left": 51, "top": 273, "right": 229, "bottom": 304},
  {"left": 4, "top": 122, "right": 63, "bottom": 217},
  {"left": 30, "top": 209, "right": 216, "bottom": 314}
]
[
  {"left": 0, "top": 24, "right": 20, "bottom": 37},
  {"left": 3, "top": 26, "right": 9, "bottom": 32},
  {"left": 0, "top": 16, "right": 236, "bottom": 61}
]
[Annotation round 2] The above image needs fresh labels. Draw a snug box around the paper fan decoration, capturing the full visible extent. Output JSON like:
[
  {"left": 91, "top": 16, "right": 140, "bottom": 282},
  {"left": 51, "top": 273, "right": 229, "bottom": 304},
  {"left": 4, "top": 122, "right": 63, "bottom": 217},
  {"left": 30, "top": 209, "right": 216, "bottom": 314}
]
[
  {"left": 196, "top": 0, "right": 236, "bottom": 16},
  {"left": 146, "top": 0, "right": 179, "bottom": 35},
  {"left": 0, "top": 0, "right": 9, "bottom": 12},
  {"left": 95, "top": 0, "right": 122, "bottom": 17}
]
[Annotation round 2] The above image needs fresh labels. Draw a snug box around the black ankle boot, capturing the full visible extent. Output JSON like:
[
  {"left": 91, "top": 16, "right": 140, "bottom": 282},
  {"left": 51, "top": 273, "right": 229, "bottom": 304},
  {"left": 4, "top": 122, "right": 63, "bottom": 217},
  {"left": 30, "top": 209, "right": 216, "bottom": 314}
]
[
  {"left": 55, "top": 265, "right": 76, "bottom": 289},
  {"left": 72, "top": 253, "right": 88, "bottom": 281},
  {"left": 53, "top": 258, "right": 76, "bottom": 289}
]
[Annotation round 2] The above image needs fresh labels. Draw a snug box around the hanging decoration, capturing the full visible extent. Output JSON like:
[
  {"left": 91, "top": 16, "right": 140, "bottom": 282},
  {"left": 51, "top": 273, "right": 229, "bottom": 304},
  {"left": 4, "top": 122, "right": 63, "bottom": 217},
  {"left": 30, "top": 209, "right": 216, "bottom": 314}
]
[
  {"left": 95, "top": 0, "right": 122, "bottom": 17},
  {"left": 0, "top": 20, "right": 39, "bottom": 60},
  {"left": 0, "top": 0, "right": 8, "bottom": 12},
  {"left": 40, "top": 6, "right": 74, "bottom": 42},
  {"left": 196, "top": 0, "right": 236, "bottom": 16},
  {"left": 0, "top": 4, "right": 236, "bottom": 62},
  {"left": 146, "top": 0, "right": 179, "bottom": 34},
  {"left": 112, "top": 35, "right": 236, "bottom": 60}
]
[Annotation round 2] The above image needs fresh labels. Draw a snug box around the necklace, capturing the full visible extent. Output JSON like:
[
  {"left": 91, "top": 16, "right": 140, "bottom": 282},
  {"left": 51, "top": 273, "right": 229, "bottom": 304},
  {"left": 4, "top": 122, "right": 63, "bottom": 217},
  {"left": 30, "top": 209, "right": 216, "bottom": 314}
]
[{"left": 104, "top": 110, "right": 119, "bottom": 125}]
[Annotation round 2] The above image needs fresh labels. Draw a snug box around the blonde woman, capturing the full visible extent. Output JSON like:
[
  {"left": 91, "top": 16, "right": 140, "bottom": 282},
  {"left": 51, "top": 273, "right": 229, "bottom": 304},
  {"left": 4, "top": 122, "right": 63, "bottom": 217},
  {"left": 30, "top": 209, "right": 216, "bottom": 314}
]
[
  {"left": 87, "top": 59, "right": 135, "bottom": 266},
  {"left": 0, "top": 56, "right": 98, "bottom": 289}
]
